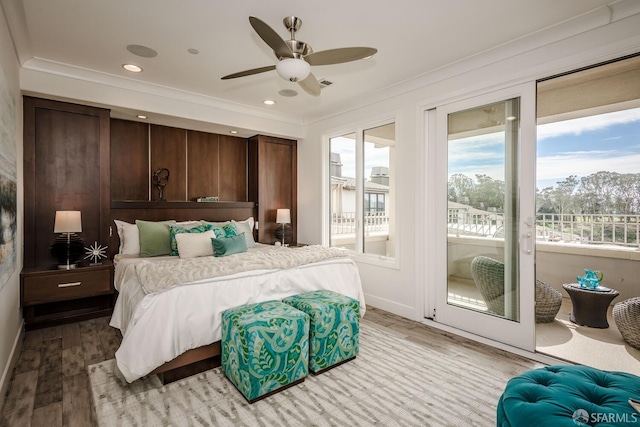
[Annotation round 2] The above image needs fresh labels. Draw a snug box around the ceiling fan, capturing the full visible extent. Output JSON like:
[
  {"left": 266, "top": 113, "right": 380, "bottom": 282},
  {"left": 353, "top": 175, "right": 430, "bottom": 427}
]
[{"left": 221, "top": 16, "right": 377, "bottom": 96}]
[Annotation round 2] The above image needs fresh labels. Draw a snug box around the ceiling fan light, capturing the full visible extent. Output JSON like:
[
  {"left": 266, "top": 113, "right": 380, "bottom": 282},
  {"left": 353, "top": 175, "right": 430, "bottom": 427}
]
[{"left": 276, "top": 58, "right": 310, "bottom": 82}]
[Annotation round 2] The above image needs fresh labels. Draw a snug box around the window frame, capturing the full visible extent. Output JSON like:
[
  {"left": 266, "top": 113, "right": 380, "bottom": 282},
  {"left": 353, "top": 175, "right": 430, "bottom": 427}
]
[{"left": 323, "top": 117, "right": 399, "bottom": 268}]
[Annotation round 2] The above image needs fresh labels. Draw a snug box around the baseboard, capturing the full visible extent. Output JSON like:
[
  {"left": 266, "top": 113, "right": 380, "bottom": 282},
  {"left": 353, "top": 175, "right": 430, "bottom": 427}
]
[
  {"left": 0, "top": 319, "right": 24, "bottom": 414},
  {"left": 364, "top": 294, "right": 415, "bottom": 319}
]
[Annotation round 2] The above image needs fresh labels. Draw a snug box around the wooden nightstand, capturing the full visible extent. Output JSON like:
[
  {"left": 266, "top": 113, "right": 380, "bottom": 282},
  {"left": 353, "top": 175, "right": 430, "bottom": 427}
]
[{"left": 20, "top": 261, "right": 114, "bottom": 330}]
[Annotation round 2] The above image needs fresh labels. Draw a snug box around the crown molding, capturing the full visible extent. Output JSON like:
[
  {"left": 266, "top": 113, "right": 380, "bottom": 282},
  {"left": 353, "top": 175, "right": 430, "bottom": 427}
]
[
  {"left": 21, "top": 57, "right": 305, "bottom": 128},
  {"left": 303, "top": 0, "right": 640, "bottom": 125}
]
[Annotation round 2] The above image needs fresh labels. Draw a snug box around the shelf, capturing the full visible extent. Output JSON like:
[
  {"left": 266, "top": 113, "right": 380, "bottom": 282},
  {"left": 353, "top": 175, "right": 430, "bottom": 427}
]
[{"left": 111, "top": 201, "right": 255, "bottom": 209}]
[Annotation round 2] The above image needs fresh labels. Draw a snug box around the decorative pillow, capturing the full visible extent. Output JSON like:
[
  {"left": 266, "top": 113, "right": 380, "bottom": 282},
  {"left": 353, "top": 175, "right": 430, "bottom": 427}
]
[
  {"left": 211, "top": 233, "right": 247, "bottom": 257},
  {"left": 175, "top": 230, "right": 216, "bottom": 258},
  {"left": 231, "top": 219, "right": 256, "bottom": 248},
  {"left": 114, "top": 220, "right": 140, "bottom": 255},
  {"left": 222, "top": 223, "right": 238, "bottom": 237},
  {"left": 211, "top": 227, "right": 227, "bottom": 239},
  {"left": 169, "top": 224, "right": 213, "bottom": 256},
  {"left": 201, "top": 220, "right": 230, "bottom": 228},
  {"left": 136, "top": 220, "right": 176, "bottom": 257}
]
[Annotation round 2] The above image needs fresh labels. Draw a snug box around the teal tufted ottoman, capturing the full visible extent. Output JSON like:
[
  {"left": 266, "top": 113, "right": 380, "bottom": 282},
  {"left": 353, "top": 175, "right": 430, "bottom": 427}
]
[
  {"left": 497, "top": 365, "right": 640, "bottom": 426},
  {"left": 283, "top": 290, "right": 360, "bottom": 374},
  {"left": 221, "top": 300, "right": 309, "bottom": 403}
]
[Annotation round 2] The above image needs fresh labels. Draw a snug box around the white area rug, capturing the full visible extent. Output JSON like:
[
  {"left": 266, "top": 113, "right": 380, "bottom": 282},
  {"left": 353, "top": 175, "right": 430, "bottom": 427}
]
[{"left": 89, "top": 322, "right": 537, "bottom": 426}]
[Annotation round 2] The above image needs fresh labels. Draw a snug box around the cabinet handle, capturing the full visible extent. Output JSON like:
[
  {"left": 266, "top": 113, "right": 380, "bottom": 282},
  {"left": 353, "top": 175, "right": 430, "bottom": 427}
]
[{"left": 58, "top": 281, "right": 81, "bottom": 288}]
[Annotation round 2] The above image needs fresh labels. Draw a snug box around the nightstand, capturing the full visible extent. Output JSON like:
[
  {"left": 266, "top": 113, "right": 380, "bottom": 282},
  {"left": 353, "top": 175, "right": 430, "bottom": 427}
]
[{"left": 20, "top": 261, "right": 114, "bottom": 330}]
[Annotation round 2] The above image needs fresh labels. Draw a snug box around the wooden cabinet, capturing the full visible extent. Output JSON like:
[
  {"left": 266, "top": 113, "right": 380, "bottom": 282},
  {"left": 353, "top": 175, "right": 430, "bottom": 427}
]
[
  {"left": 23, "top": 97, "right": 111, "bottom": 269},
  {"left": 20, "top": 261, "right": 114, "bottom": 329},
  {"left": 110, "top": 118, "right": 149, "bottom": 201},
  {"left": 248, "top": 135, "right": 297, "bottom": 244},
  {"left": 110, "top": 120, "right": 248, "bottom": 202}
]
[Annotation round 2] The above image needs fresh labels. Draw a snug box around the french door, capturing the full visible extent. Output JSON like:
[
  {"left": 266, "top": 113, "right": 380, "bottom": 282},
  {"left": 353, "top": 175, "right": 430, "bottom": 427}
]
[{"left": 430, "top": 83, "right": 537, "bottom": 351}]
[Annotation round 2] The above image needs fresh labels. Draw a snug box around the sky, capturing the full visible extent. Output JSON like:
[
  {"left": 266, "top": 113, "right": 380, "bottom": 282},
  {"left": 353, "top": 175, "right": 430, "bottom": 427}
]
[
  {"left": 448, "top": 107, "right": 640, "bottom": 190},
  {"left": 330, "top": 137, "right": 390, "bottom": 180}
]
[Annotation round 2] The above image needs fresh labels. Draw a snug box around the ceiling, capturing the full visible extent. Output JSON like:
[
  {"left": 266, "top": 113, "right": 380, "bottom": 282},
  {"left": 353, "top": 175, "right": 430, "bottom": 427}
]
[{"left": 2, "top": 0, "right": 617, "bottom": 122}]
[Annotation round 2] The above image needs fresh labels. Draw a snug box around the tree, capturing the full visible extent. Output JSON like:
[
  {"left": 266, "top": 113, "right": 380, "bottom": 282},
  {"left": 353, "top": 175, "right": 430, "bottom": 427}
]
[
  {"left": 552, "top": 175, "right": 579, "bottom": 215},
  {"left": 448, "top": 173, "right": 474, "bottom": 202},
  {"left": 472, "top": 174, "right": 505, "bottom": 211}
]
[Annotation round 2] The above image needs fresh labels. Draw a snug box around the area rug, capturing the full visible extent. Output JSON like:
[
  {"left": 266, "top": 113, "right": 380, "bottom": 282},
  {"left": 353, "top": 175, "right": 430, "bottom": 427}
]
[{"left": 89, "top": 322, "right": 529, "bottom": 426}]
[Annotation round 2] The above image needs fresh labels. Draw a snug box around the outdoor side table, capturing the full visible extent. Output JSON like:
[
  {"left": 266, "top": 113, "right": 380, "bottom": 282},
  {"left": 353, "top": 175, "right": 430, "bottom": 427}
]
[{"left": 562, "top": 283, "right": 619, "bottom": 328}]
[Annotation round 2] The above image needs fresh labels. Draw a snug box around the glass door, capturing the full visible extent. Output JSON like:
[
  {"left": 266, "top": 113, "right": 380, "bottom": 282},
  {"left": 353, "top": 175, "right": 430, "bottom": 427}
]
[{"left": 432, "top": 84, "right": 536, "bottom": 351}]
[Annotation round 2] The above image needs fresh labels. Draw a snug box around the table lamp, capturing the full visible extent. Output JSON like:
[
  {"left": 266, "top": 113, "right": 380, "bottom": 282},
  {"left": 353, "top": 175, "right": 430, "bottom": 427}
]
[
  {"left": 50, "top": 210, "right": 84, "bottom": 269},
  {"left": 275, "top": 208, "right": 291, "bottom": 246}
]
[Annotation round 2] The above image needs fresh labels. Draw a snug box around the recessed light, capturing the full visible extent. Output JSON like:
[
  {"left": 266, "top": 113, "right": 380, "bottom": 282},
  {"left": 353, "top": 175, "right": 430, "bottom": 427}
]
[
  {"left": 123, "top": 64, "right": 143, "bottom": 73},
  {"left": 263, "top": 100, "right": 276, "bottom": 105},
  {"left": 188, "top": 48, "right": 199, "bottom": 55},
  {"left": 230, "top": 130, "right": 238, "bottom": 134},
  {"left": 137, "top": 115, "right": 147, "bottom": 119}
]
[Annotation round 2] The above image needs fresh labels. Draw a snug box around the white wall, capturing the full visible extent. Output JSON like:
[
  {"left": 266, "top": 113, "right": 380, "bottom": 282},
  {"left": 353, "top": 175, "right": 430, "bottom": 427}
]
[
  {"left": 0, "top": 3, "right": 23, "bottom": 411},
  {"left": 298, "top": 6, "right": 640, "bottom": 321}
]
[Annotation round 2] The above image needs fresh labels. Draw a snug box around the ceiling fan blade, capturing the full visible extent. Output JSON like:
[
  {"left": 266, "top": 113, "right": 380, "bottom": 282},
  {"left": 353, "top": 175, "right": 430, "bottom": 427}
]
[
  {"left": 221, "top": 65, "right": 276, "bottom": 80},
  {"left": 249, "top": 16, "right": 294, "bottom": 59},
  {"left": 298, "top": 73, "right": 321, "bottom": 96},
  {"left": 304, "top": 47, "right": 377, "bottom": 66}
]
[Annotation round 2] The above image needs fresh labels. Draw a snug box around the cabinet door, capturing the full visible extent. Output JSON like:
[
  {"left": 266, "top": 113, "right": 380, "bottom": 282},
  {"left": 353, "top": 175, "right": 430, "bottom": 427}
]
[
  {"left": 150, "top": 125, "right": 187, "bottom": 201},
  {"left": 111, "top": 119, "right": 149, "bottom": 200},
  {"left": 23, "top": 97, "right": 110, "bottom": 269},
  {"left": 249, "top": 136, "right": 297, "bottom": 244},
  {"left": 218, "top": 135, "right": 247, "bottom": 201},
  {"left": 187, "top": 130, "right": 219, "bottom": 201}
]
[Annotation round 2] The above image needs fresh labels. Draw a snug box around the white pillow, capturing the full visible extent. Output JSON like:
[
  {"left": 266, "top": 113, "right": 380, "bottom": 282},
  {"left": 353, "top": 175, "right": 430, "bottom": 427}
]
[
  {"left": 114, "top": 220, "right": 140, "bottom": 255},
  {"left": 175, "top": 230, "right": 215, "bottom": 258},
  {"left": 231, "top": 217, "right": 256, "bottom": 248}
]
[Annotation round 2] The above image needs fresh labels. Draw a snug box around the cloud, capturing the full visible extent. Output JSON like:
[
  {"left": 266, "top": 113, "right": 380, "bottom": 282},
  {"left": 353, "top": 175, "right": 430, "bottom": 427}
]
[
  {"left": 537, "top": 151, "right": 640, "bottom": 187},
  {"left": 538, "top": 108, "right": 640, "bottom": 140}
]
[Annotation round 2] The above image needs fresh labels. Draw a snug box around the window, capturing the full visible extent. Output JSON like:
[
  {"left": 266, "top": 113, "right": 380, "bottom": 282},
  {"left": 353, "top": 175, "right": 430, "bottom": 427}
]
[{"left": 328, "top": 122, "right": 396, "bottom": 258}]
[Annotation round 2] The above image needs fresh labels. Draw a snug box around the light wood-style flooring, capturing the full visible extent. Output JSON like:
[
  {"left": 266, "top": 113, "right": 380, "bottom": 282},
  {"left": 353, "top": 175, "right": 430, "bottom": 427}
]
[{"left": 0, "top": 307, "right": 542, "bottom": 426}]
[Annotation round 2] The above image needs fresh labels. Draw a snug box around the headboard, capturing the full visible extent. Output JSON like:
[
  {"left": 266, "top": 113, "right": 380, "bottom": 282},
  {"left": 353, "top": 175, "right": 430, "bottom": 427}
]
[{"left": 109, "top": 201, "right": 256, "bottom": 258}]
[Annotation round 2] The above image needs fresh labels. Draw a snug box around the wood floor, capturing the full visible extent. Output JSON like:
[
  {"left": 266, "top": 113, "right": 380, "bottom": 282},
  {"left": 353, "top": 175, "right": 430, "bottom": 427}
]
[{"left": 0, "top": 307, "right": 542, "bottom": 427}]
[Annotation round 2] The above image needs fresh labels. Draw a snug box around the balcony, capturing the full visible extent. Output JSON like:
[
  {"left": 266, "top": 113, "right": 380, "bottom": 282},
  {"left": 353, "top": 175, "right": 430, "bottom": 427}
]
[{"left": 446, "top": 208, "right": 640, "bottom": 374}]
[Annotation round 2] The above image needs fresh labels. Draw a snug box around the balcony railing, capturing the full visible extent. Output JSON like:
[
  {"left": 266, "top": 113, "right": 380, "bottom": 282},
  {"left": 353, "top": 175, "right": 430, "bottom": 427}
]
[
  {"left": 536, "top": 213, "right": 639, "bottom": 248},
  {"left": 331, "top": 212, "right": 389, "bottom": 235},
  {"left": 448, "top": 209, "right": 640, "bottom": 248}
]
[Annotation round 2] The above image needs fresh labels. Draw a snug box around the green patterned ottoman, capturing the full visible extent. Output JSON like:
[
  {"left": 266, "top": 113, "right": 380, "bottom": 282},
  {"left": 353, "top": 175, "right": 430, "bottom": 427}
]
[
  {"left": 221, "top": 300, "right": 309, "bottom": 403},
  {"left": 283, "top": 290, "right": 360, "bottom": 374}
]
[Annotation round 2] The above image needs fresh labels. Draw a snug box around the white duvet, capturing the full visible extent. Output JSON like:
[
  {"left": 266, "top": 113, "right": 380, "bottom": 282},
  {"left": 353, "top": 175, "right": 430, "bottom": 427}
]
[{"left": 109, "top": 245, "right": 366, "bottom": 383}]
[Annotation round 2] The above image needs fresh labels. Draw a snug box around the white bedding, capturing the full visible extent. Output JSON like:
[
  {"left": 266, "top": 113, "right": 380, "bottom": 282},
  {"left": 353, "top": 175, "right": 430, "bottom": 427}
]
[{"left": 109, "top": 245, "right": 366, "bottom": 383}]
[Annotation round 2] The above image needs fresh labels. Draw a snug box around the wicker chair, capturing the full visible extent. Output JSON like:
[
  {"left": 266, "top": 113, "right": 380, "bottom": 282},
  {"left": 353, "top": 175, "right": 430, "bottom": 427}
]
[
  {"left": 470, "top": 256, "right": 562, "bottom": 323},
  {"left": 613, "top": 297, "right": 640, "bottom": 350}
]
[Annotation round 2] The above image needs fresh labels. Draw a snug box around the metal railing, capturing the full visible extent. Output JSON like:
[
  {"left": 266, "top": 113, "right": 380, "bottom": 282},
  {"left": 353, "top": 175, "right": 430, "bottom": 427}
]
[
  {"left": 331, "top": 211, "right": 389, "bottom": 235},
  {"left": 536, "top": 213, "right": 639, "bottom": 248},
  {"left": 448, "top": 209, "right": 640, "bottom": 248}
]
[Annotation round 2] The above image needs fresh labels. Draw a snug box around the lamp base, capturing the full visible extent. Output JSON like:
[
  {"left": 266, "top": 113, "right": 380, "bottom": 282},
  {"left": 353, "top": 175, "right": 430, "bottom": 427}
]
[{"left": 50, "top": 234, "right": 84, "bottom": 268}]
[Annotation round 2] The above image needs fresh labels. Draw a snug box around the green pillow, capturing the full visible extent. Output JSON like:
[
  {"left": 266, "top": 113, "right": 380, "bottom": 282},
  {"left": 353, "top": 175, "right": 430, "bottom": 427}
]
[
  {"left": 169, "top": 224, "right": 213, "bottom": 256},
  {"left": 211, "top": 233, "right": 247, "bottom": 257},
  {"left": 136, "top": 220, "right": 176, "bottom": 257}
]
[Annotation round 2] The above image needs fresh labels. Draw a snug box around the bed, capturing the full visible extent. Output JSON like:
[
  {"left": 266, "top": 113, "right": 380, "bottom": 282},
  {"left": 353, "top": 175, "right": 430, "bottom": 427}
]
[{"left": 108, "top": 203, "right": 365, "bottom": 383}]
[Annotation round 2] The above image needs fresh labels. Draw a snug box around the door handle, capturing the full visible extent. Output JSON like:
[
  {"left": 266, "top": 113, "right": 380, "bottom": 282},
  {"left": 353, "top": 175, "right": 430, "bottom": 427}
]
[{"left": 521, "top": 232, "right": 532, "bottom": 254}]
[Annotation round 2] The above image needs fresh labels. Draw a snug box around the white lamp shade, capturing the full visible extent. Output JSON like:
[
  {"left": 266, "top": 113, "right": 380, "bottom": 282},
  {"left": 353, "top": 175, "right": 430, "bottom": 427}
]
[
  {"left": 54, "top": 211, "right": 82, "bottom": 233},
  {"left": 276, "top": 58, "right": 311, "bottom": 82},
  {"left": 276, "top": 209, "right": 291, "bottom": 224}
]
